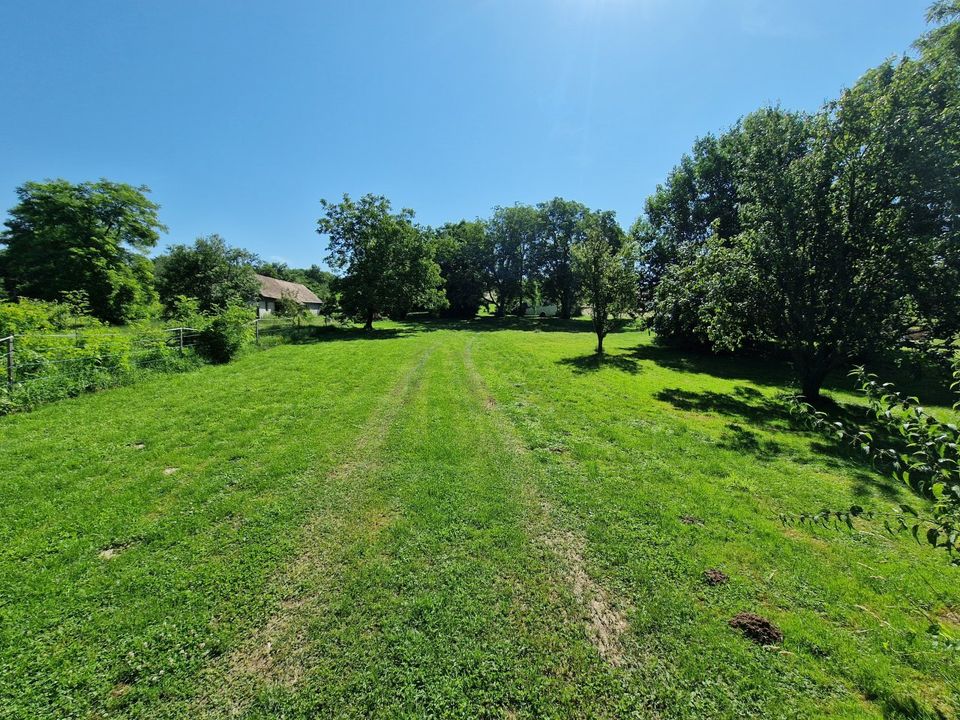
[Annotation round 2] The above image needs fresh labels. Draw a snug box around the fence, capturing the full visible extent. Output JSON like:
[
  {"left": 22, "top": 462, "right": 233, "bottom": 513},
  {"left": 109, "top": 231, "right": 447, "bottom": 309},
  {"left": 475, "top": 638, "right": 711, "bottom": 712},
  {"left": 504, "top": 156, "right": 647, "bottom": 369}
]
[{"left": 1, "top": 327, "right": 202, "bottom": 395}]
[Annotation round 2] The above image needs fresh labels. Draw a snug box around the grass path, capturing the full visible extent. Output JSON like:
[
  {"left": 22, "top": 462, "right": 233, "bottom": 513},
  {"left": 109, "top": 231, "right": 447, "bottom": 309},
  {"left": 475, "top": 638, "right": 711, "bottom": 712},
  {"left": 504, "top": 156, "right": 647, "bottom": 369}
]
[
  {"left": 185, "top": 334, "right": 640, "bottom": 717},
  {"left": 2, "top": 321, "right": 959, "bottom": 718}
]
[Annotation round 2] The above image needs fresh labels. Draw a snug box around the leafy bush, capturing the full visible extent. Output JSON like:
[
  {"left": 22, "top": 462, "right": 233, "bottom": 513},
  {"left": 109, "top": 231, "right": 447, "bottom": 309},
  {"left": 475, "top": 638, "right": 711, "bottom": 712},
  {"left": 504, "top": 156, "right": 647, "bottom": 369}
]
[
  {"left": 787, "top": 361, "right": 960, "bottom": 563},
  {"left": 197, "top": 304, "right": 253, "bottom": 363}
]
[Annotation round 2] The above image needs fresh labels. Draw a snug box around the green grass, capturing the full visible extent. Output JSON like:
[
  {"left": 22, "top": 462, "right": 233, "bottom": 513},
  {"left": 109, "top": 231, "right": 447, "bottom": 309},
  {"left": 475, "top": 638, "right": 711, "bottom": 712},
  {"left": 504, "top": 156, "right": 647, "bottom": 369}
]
[{"left": 1, "top": 320, "right": 958, "bottom": 719}]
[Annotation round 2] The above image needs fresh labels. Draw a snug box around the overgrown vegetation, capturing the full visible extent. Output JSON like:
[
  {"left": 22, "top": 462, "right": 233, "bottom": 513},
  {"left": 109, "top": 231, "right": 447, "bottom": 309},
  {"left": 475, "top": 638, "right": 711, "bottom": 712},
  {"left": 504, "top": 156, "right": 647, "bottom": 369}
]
[{"left": 0, "top": 297, "right": 256, "bottom": 413}]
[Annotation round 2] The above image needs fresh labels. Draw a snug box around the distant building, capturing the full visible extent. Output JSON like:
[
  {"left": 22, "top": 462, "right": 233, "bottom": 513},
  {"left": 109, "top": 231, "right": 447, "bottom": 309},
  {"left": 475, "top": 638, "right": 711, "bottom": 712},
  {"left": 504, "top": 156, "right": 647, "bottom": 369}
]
[{"left": 254, "top": 274, "right": 323, "bottom": 317}]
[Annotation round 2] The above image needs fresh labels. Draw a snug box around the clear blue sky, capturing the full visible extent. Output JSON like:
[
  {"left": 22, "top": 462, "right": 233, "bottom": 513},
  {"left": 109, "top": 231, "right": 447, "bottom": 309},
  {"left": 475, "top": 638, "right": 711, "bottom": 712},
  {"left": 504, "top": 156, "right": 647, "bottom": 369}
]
[{"left": 0, "top": 0, "right": 933, "bottom": 268}]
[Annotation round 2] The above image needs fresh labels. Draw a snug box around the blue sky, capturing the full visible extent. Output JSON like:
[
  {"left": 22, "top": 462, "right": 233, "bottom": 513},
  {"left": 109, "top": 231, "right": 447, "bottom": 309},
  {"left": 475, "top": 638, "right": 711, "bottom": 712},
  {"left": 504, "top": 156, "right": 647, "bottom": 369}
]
[{"left": 0, "top": 0, "right": 933, "bottom": 268}]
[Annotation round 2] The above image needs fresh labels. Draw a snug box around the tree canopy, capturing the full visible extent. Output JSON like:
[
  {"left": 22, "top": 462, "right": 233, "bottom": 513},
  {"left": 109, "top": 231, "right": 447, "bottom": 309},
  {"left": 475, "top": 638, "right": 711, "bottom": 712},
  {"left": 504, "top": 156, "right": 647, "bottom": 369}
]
[
  {"left": 318, "top": 194, "right": 445, "bottom": 329},
  {"left": 640, "top": 5, "right": 960, "bottom": 399},
  {"left": 0, "top": 179, "right": 164, "bottom": 323},
  {"left": 572, "top": 221, "right": 638, "bottom": 354},
  {"left": 154, "top": 234, "right": 260, "bottom": 315},
  {"left": 432, "top": 220, "right": 491, "bottom": 319}
]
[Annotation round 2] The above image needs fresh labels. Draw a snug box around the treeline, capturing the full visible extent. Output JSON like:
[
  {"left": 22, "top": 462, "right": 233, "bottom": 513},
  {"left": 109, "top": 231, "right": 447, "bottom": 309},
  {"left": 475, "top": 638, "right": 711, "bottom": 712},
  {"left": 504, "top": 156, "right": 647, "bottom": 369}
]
[{"left": 0, "top": 181, "right": 334, "bottom": 323}]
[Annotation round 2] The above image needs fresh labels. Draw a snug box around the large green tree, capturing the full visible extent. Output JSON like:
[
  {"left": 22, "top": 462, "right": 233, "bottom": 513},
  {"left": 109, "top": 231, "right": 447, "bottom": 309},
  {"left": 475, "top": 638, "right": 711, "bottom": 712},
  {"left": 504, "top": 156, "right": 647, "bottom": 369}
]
[
  {"left": 535, "top": 198, "right": 589, "bottom": 319},
  {"left": 645, "top": 4, "right": 960, "bottom": 400},
  {"left": 433, "top": 220, "right": 491, "bottom": 318},
  {"left": 154, "top": 234, "right": 260, "bottom": 314},
  {"left": 484, "top": 204, "right": 540, "bottom": 316},
  {"left": 0, "top": 179, "right": 164, "bottom": 323},
  {"left": 318, "top": 194, "right": 445, "bottom": 329}
]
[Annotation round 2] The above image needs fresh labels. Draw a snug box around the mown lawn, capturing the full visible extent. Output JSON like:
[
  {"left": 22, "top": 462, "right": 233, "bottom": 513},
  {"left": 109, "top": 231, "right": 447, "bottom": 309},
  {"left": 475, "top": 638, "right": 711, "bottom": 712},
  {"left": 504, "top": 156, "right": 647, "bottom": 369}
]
[{"left": 1, "top": 320, "right": 957, "bottom": 719}]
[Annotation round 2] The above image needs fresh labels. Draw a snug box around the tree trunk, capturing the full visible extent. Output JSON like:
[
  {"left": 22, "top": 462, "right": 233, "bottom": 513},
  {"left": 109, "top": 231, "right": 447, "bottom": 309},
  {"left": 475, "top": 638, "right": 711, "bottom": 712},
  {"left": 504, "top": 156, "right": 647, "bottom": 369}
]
[
  {"left": 793, "top": 349, "right": 832, "bottom": 403},
  {"left": 364, "top": 308, "right": 374, "bottom": 331},
  {"left": 596, "top": 333, "right": 604, "bottom": 355}
]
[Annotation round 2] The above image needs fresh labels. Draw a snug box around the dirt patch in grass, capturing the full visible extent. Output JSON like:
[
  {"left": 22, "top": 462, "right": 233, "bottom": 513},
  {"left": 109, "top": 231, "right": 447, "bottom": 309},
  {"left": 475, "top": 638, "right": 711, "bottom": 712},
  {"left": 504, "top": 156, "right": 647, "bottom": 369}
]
[
  {"left": 110, "top": 682, "right": 132, "bottom": 698},
  {"left": 98, "top": 543, "right": 131, "bottom": 560},
  {"left": 937, "top": 607, "right": 960, "bottom": 627},
  {"left": 729, "top": 612, "right": 783, "bottom": 646},
  {"left": 703, "top": 568, "right": 729, "bottom": 586},
  {"left": 680, "top": 515, "right": 704, "bottom": 526},
  {"left": 163, "top": 467, "right": 179, "bottom": 476},
  {"left": 542, "top": 529, "right": 629, "bottom": 667}
]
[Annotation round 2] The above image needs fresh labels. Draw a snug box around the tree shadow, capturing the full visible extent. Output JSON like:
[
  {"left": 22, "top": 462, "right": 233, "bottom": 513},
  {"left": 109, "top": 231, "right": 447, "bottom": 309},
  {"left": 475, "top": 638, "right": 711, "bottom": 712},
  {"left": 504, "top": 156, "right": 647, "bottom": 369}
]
[
  {"left": 718, "top": 423, "right": 783, "bottom": 460},
  {"left": 259, "top": 325, "right": 415, "bottom": 344},
  {"left": 402, "top": 315, "right": 601, "bottom": 334},
  {"left": 654, "top": 385, "right": 791, "bottom": 428},
  {"left": 630, "top": 342, "right": 955, "bottom": 408},
  {"left": 556, "top": 352, "right": 642, "bottom": 375}
]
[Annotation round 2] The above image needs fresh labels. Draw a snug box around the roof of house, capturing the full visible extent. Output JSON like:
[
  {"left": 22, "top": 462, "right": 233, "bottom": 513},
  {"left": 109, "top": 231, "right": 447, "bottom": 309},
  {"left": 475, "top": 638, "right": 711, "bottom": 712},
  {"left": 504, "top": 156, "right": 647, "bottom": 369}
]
[{"left": 255, "top": 274, "right": 323, "bottom": 304}]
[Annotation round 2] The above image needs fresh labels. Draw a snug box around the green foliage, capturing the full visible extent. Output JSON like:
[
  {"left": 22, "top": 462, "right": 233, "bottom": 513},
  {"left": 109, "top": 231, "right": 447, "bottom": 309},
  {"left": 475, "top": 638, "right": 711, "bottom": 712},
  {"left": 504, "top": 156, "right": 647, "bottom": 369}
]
[
  {"left": 0, "top": 179, "right": 164, "bottom": 323},
  {"left": 432, "top": 220, "right": 491, "bottom": 318},
  {"left": 571, "top": 223, "right": 638, "bottom": 354},
  {"left": 0, "top": 300, "right": 194, "bottom": 413},
  {"left": 154, "top": 234, "right": 259, "bottom": 314},
  {"left": 0, "top": 297, "right": 101, "bottom": 337},
  {"left": 788, "top": 360, "right": 960, "bottom": 563},
  {"left": 535, "top": 198, "right": 589, "bottom": 319},
  {"left": 318, "top": 194, "right": 446, "bottom": 329},
  {"left": 484, "top": 204, "right": 541, "bottom": 317},
  {"left": 641, "top": 8, "right": 960, "bottom": 399},
  {"left": 274, "top": 291, "right": 310, "bottom": 327},
  {"left": 197, "top": 304, "right": 254, "bottom": 363}
]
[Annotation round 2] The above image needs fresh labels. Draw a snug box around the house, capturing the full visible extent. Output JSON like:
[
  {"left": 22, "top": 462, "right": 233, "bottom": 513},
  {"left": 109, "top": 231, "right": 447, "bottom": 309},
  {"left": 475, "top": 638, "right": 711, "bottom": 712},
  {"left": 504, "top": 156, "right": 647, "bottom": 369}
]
[{"left": 254, "top": 274, "right": 324, "bottom": 317}]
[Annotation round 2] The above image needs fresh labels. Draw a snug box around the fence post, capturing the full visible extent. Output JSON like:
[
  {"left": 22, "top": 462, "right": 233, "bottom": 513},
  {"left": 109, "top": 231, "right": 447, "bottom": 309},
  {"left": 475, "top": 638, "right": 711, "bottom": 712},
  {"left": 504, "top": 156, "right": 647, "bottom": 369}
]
[
  {"left": 255, "top": 318, "right": 260, "bottom": 346},
  {"left": 5, "top": 336, "right": 13, "bottom": 393},
  {"left": 178, "top": 327, "right": 184, "bottom": 355}
]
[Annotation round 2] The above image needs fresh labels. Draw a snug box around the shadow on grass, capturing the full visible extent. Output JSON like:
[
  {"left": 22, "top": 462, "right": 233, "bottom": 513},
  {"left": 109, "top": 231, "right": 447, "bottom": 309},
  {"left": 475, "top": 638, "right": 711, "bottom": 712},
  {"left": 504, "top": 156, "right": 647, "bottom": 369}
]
[
  {"left": 629, "top": 342, "right": 955, "bottom": 407},
  {"left": 655, "top": 385, "right": 790, "bottom": 427},
  {"left": 557, "top": 352, "right": 642, "bottom": 375},
  {"left": 402, "top": 315, "right": 598, "bottom": 334},
  {"left": 258, "top": 325, "right": 415, "bottom": 344},
  {"left": 656, "top": 384, "right": 907, "bottom": 499}
]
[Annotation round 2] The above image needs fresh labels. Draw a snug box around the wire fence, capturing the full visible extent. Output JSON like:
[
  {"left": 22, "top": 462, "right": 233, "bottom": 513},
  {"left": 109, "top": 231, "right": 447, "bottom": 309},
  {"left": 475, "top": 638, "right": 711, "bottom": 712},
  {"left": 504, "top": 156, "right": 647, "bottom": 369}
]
[
  {"left": 1, "top": 327, "right": 203, "bottom": 396},
  {"left": 0, "top": 317, "right": 330, "bottom": 413}
]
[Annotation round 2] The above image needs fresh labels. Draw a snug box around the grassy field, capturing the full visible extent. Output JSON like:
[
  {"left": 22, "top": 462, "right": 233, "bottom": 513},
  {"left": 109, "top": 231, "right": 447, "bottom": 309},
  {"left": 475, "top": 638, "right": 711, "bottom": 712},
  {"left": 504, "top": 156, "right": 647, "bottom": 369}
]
[{"left": 1, "top": 319, "right": 958, "bottom": 719}]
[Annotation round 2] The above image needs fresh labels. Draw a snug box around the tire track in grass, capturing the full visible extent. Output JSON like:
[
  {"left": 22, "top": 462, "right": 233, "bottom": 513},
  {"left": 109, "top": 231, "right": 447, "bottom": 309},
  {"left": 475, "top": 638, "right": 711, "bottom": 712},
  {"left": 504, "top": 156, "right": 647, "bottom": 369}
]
[
  {"left": 461, "top": 341, "right": 631, "bottom": 669},
  {"left": 189, "top": 342, "right": 437, "bottom": 715}
]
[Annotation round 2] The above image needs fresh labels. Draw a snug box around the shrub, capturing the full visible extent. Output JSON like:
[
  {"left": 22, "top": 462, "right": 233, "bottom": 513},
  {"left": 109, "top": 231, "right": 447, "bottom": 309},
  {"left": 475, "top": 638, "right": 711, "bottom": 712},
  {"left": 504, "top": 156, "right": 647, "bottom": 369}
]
[{"left": 197, "top": 304, "right": 253, "bottom": 363}]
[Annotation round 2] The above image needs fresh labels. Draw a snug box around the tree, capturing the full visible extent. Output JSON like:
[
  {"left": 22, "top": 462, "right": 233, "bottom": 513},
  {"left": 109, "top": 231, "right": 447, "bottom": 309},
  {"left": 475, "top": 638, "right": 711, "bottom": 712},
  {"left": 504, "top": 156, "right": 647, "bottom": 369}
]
[
  {"left": 433, "top": 220, "right": 491, "bottom": 318},
  {"left": 536, "top": 198, "right": 589, "bottom": 319},
  {"left": 644, "top": 2, "right": 960, "bottom": 400},
  {"left": 154, "top": 234, "right": 259, "bottom": 314},
  {"left": 318, "top": 194, "right": 445, "bottom": 330},
  {"left": 275, "top": 290, "right": 310, "bottom": 327},
  {"left": 485, "top": 204, "right": 540, "bottom": 316},
  {"left": 0, "top": 179, "right": 164, "bottom": 323},
  {"left": 572, "top": 221, "right": 638, "bottom": 354},
  {"left": 636, "top": 132, "right": 740, "bottom": 331}
]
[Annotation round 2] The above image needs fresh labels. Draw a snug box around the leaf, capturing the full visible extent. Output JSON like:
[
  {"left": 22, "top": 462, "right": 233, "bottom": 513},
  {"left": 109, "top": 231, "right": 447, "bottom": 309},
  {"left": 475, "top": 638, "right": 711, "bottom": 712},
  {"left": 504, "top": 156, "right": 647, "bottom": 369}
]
[
  {"left": 927, "top": 527, "right": 940, "bottom": 547},
  {"left": 912, "top": 524, "right": 921, "bottom": 544},
  {"left": 849, "top": 505, "right": 864, "bottom": 517},
  {"left": 899, "top": 504, "right": 918, "bottom": 516}
]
